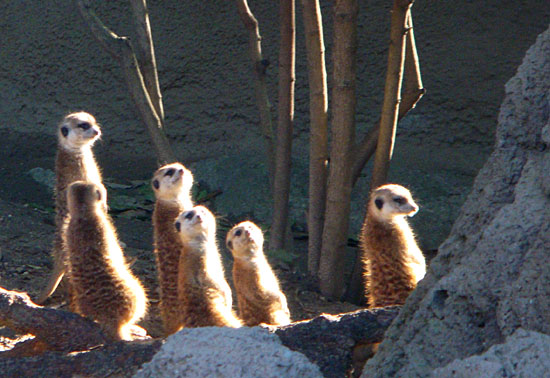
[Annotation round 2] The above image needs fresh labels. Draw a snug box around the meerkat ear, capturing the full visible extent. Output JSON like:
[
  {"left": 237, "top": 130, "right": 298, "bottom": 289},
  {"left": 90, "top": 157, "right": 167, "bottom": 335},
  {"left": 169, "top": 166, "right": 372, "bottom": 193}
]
[
  {"left": 375, "top": 198, "right": 384, "bottom": 210},
  {"left": 152, "top": 179, "right": 160, "bottom": 190},
  {"left": 96, "top": 189, "right": 102, "bottom": 201},
  {"left": 61, "top": 126, "right": 69, "bottom": 137},
  {"left": 226, "top": 240, "right": 233, "bottom": 250}
]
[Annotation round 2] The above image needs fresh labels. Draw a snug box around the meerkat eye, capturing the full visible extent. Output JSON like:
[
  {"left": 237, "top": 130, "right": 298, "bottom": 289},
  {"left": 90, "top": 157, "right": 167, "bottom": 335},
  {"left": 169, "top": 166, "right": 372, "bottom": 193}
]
[
  {"left": 184, "top": 210, "right": 195, "bottom": 220},
  {"left": 175, "top": 221, "right": 181, "bottom": 232},
  {"left": 77, "top": 122, "right": 91, "bottom": 130},
  {"left": 375, "top": 198, "right": 384, "bottom": 210},
  {"left": 152, "top": 179, "right": 160, "bottom": 190},
  {"left": 235, "top": 229, "right": 242, "bottom": 237},
  {"left": 61, "top": 126, "right": 69, "bottom": 137},
  {"left": 165, "top": 168, "right": 176, "bottom": 177},
  {"left": 393, "top": 196, "right": 406, "bottom": 205}
]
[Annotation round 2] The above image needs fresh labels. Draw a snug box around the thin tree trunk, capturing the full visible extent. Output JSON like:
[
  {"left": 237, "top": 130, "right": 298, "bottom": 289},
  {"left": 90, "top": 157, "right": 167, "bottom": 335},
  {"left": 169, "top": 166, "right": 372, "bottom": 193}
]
[
  {"left": 350, "top": 11, "right": 425, "bottom": 188},
  {"left": 129, "top": 0, "right": 165, "bottom": 123},
  {"left": 76, "top": 0, "right": 176, "bottom": 164},
  {"left": 302, "top": 0, "right": 328, "bottom": 277},
  {"left": 270, "top": 0, "right": 296, "bottom": 252},
  {"left": 235, "top": 0, "right": 276, "bottom": 188},
  {"left": 370, "top": 0, "right": 414, "bottom": 189},
  {"left": 318, "top": 0, "right": 358, "bottom": 300}
]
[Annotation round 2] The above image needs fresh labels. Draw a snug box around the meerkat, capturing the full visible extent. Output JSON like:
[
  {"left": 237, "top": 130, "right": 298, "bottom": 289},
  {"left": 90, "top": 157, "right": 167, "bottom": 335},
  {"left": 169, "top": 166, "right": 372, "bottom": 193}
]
[
  {"left": 175, "top": 206, "right": 241, "bottom": 328},
  {"left": 360, "top": 184, "right": 426, "bottom": 308},
  {"left": 226, "top": 221, "right": 290, "bottom": 326},
  {"left": 66, "top": 181, "right": 147, "bottom": 341},
  {"left": 151, "top": 162, "right": 194, "bottom": 335},
  {"left": 36, "top": 112, "right": 103, "bottom": 305}
]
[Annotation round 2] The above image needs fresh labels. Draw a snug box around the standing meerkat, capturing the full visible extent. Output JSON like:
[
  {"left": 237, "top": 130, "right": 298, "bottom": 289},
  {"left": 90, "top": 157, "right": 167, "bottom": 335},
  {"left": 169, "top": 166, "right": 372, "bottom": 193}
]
[
  {"left": 37, "top": 112, "right": 103, "bottom": 304},
  {"left": 66, "top": 181, "right": 147, "bottom": 341},
  {"left": 360, "top": 184, "right": 426, "bottom": 308},
  {"left": 226, "top": 221, "right": 291, "bottom": 326},
  {"left": 175, "top": 206, "right": 241, "bottom": 328},
  {"left": 151, "top": 162, "right": 194, "bottom": 335}
]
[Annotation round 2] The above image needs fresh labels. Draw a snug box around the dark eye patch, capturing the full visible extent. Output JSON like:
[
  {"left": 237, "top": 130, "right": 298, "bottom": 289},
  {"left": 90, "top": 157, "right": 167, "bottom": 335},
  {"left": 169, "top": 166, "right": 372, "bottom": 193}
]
[
  {"left": 235, "top": 229, "right": 242, "bottom": 237},
  {"left": 184, "top": 211, "right": 195, "bottom": 220},
  {"left": 175, "top": 221, "right": 181, "bottom": 232},
  {"left": 61, "top": 126, "right": 69, "bottom": 137},
  {"left": 77, "top": 122, "right": 91, "bottom": 130},
  {"left": 164, "top": 168, "right": 176, "bottom": 177},
  {"left": 393, "top": 196, "right": 406, "bottom": 205},
  {"left": 375, "top": 198, "right": 384, "bottom": 210},
  {"left": 152, "top": 179, "right": 159, "bottom": 190}
]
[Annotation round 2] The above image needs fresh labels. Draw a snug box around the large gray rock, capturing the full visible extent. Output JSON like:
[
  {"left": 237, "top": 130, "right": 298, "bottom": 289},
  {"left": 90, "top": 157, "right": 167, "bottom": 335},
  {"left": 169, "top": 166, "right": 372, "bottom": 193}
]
[
  {"left": 433, "top": 329, "right": 550, "bottom": 378},
  {"left": 134, "top": 327, "right": 322, "bottom": 378},
  {"left": 362, "top": 25, "right": 550, "bottom": 377}
]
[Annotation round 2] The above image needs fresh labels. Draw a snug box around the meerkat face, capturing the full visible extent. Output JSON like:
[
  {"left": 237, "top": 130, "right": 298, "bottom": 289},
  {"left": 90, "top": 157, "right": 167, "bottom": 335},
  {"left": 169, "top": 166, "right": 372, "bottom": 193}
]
[
  {"left": 226, "top": 221, "right": 264, "bottom": 259},
  {"left": 58, "top": 112, "right": 101, "bottom": 151},
  {"left": 370, "top": 184, "right": 419, "bottom": 222},
  {"left": 67, "top": 181, "right": 107, "bottom": 215},
  {"left": 174, "top": 205, "right": 215, "bottom": 244},
  {"left": 152, "top": 162, "right": 194, "bottom": 201}
]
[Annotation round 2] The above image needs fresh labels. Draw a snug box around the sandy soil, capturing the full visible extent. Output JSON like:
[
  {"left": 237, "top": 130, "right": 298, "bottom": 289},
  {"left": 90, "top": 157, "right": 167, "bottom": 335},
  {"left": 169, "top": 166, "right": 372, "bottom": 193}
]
[{"left": 0, "top": 0, "right": 549, "bottom": 342}]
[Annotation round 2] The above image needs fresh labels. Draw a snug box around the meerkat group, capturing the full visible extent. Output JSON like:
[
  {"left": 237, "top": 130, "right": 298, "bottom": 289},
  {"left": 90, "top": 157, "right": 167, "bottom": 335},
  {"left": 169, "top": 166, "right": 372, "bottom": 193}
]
[
  {"left": 36, "top": 111, "right": 426, "bottom": 342},
  {"left": 36, "top": 111, "right": 290, "bottom": 340}
]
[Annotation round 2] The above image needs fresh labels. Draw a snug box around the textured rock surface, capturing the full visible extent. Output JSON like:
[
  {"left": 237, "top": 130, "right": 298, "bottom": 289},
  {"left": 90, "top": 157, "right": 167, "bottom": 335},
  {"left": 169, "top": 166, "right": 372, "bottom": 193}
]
[
  {"left": 134, "top": 327, "right": 322, "bottom": 378},
  {"left": 433, "top": 329, "right": 550, "bottom": 378},
  {"left": 362, "top": 24, "right": 550, "bottom": 377}
]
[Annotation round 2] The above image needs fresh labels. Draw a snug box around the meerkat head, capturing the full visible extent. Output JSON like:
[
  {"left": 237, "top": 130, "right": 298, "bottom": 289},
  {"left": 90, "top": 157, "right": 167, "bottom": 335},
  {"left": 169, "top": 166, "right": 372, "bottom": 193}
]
[
  {"left": 58, "top": 112, "right": 101, "bottom": 151},
  {"left": 226, "top": 221, "right": 264, "bottom": 260},
  {"left": 369, "top": 184, "right": 419, "bottom": 222},
  {"left": 152, "top": 162, "right": 194, "bottom": 203},
  {"left": 174, "top": 205, "right": 215, "bottom": 244},
  {"left": 67, "top": 181, "right": 107, "bottom": 215}
]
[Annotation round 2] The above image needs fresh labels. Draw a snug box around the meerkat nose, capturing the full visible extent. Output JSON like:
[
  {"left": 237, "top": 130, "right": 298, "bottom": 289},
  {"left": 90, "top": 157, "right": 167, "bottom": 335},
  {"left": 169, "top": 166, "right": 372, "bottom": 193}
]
[
  {"left": 175, "top": 221, "right": 181, "bottom": 232},
  {"left": 408, "top": 204, "right": 419, "bottom": 217},
  {"left": 92, "top": 128, "right": 99, "bottom": 136}
]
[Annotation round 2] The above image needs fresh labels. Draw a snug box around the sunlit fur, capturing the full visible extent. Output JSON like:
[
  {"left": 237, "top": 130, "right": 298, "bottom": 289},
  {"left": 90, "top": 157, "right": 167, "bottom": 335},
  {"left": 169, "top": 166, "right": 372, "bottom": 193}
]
[
  {"left": 175, "top": 206, "right": 241, "bottom": 328},
  {"left": 226, "top": 221, "right": 290, "bottom": 326},
  {"left": 151, "top": 162, "right": 194, "bottom": 336},
  {"left": 66, "top": 181, "right": 147, "bottom": 340},
  {"left": 36, "top": 112, "right": 102, "bottom": 305},
  {"left": 360, "top": 184, "right": 426, "bottom": 308}
]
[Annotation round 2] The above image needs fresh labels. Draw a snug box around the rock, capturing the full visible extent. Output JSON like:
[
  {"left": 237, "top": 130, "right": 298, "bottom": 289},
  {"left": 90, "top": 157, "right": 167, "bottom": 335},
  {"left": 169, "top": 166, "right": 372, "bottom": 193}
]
[
  {"left": 433, "top": 329, "right": 550, "bottom": 378},
  {"left": 134, "top": 327, "right": 322, "bottom": 378},
  {"left": 362, "top": 25, "right": 550, "bottom": 377},
  {"left": 27, "top": 167, "right": 55, "bottom": 192}
]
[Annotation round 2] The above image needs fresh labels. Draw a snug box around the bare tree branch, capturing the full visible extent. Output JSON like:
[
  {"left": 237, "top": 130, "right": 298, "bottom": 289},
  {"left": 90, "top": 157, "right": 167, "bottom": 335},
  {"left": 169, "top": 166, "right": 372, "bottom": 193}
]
[
  {"left": 130, "top": 0, "right": 165, "bottom": 122},
  {"left": 76, "top": 0, "right": 176, "bottom": 164},
  {"left": 235, "top": 0, "right": 276, "bottom": 188},
  {"left": 351, "top": 8, "right": 424, "bottom": 187},
  {"left": 370, "top": 0, "right": 414, "bottom": 189}
]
